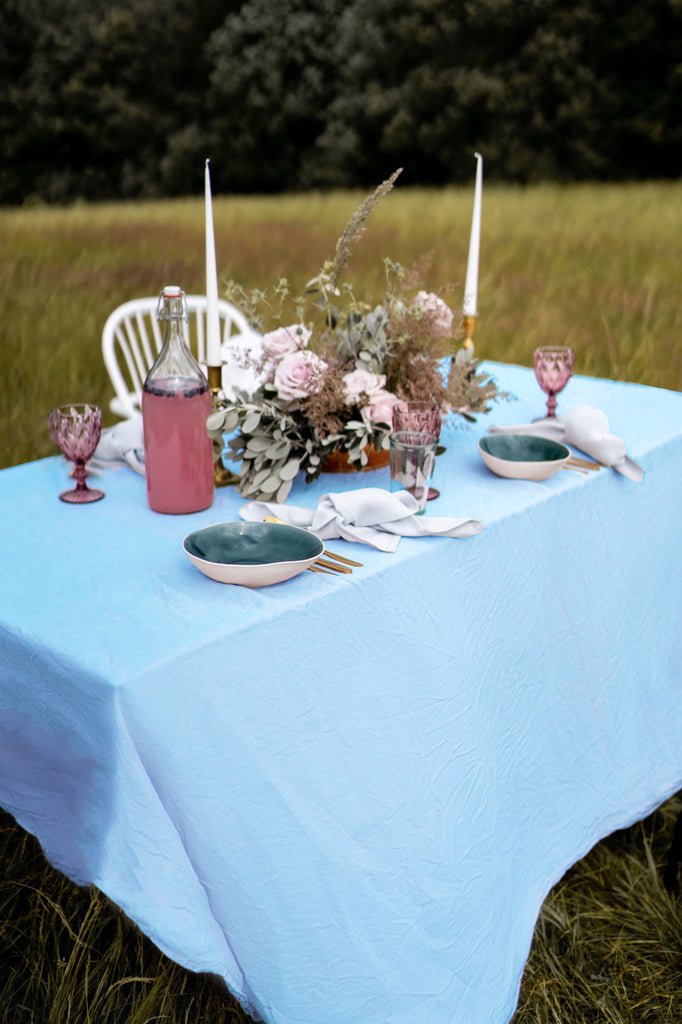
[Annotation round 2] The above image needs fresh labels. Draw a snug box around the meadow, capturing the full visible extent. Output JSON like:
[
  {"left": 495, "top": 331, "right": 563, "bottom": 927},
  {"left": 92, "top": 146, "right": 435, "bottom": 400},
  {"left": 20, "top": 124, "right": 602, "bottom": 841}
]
[
  {"left": 1, "top": 182, "right": 681, "bottom": 468},
  {"left": 1, "top": 183, "right": 681, "bottom": 1022}
]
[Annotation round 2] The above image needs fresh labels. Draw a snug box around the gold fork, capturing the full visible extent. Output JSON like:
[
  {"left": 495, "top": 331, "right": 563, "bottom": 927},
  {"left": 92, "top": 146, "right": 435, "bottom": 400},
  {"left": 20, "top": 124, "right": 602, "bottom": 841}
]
[
  {"left": 263, "top": 516, "right": 363, "bottom": 574},
  {"left": 564, "top": 456, "right": 602, "bottom": 474}
]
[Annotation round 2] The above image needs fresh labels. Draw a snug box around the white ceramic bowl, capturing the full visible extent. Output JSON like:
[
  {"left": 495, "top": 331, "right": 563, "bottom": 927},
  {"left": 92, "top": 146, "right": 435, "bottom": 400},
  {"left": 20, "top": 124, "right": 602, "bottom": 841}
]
[
  {"left": 478, "top": 433, "right": 570, "bottom": 481},
  {"left": 183, "top": 521, "right": 324, "bottom": 587}
]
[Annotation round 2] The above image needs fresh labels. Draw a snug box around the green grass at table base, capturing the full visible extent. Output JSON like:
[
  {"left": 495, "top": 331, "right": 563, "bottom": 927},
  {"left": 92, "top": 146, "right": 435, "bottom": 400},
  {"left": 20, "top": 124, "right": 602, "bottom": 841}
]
[
  {"left": 0, "top": 808, "right": 248, "bottom": 1024},
  {"left": 2, "top": 796, "right": 681, "bottom": 1024},
  {"left": 1, "top": 183, "right": 681, "bottom": 470}
]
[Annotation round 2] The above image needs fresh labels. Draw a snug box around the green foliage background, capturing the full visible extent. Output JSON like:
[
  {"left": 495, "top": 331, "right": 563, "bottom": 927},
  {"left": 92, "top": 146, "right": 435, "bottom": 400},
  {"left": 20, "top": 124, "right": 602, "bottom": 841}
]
[{"left": 1, "top": 0, "right": 681, "bottom": 203}]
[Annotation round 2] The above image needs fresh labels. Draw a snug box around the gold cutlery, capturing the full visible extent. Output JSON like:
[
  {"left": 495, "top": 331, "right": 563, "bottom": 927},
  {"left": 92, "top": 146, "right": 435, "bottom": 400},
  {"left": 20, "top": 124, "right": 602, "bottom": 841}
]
[{"left": 567, "top": 456, "right": 601, "bottom": 471}]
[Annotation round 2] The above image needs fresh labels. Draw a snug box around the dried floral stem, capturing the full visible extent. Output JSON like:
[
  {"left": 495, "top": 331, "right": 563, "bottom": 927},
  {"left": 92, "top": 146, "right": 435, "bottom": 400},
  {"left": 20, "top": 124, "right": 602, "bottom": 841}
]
[{"left": 329, "top": 168, "right": 403, "bottom": 292}]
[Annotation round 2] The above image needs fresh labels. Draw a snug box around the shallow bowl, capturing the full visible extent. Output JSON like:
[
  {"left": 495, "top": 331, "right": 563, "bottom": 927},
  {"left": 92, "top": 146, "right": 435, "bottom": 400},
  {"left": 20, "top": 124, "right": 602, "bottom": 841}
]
[
  {"left": 478, "top": 433, "right": 570, "bottom": 481},
  {"left": 183, "top": 521, "right": 324, "bottom": 587}
]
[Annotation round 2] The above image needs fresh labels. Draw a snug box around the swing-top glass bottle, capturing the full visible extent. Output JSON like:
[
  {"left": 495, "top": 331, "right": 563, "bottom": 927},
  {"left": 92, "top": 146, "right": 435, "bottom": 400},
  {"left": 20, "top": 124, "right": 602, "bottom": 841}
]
[{"left": 142, "top": 286, "right": 214, "bottom": 513}]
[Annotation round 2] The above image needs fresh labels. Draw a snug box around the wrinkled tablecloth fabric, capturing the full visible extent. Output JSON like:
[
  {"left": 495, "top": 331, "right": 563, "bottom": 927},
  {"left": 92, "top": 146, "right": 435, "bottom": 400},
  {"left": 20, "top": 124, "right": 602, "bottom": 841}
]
[{"left": 1, "top": 363, "right": 681, "bottom": 1024}]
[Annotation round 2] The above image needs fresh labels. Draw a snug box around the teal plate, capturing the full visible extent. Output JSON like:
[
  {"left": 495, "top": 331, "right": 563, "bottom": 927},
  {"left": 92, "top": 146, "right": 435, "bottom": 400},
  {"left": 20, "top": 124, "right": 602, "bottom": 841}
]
[
  {"left": 478, "top": 433, "right": 570, "bottom": 480},
  {"left": 183, "top": 521, "right": 324, "bottom": 587}
]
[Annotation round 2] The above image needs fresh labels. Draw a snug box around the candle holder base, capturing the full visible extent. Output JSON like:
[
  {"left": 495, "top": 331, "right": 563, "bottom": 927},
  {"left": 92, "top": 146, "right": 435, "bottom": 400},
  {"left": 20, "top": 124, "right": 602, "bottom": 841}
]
[
  {"left": 208, "top": 364, "right": 239, "bottom": 488},
  {"left": 462, "top": 314, "right": 476, "bottom": 346},
  {"left": 214, "top": 460, "right": 240, "bottom": 488}
]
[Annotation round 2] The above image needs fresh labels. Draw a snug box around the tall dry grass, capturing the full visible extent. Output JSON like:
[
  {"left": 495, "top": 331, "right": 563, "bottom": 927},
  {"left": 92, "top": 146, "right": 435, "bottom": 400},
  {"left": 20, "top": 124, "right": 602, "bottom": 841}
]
[{"left": 1, "top": 182, "right": 681, "bottom": 468}]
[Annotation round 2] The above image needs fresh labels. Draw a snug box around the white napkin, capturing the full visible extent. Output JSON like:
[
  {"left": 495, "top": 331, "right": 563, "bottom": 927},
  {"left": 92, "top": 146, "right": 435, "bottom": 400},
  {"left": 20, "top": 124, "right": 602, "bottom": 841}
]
[
  {"left": 92, "top": 414, "right": 145, "bottom": 475},
  {"left": 240, "top": 487, "right": 484, "bottom": 552},
  {"left": 489, "top": 406, "right": 644, "bottom": 482}
]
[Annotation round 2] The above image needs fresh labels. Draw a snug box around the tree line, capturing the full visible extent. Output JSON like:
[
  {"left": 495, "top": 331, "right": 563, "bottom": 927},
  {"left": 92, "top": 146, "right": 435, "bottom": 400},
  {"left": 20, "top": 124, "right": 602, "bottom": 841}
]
[{"left": 1, "top": 0, "right": 680, "bottom": 204}]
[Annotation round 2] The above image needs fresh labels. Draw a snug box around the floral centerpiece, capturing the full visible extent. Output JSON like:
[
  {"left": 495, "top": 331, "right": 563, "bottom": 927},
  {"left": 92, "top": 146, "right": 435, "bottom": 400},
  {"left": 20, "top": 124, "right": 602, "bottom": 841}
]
[{"left": 207, "top": 170, "right": 505, "bottom": 503}]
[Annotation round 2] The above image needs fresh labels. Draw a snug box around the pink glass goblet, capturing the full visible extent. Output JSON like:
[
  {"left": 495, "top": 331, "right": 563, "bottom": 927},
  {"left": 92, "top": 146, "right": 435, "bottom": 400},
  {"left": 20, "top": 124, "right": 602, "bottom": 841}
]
[
  {"left": 533, "top": 346, "right": 574, "bottom": 418},
  {"left": 48, "top": 404, "right": 105, "bottom": 503},
  {"left": 391, "top": 400, "right": 442, "bottom": 500}
]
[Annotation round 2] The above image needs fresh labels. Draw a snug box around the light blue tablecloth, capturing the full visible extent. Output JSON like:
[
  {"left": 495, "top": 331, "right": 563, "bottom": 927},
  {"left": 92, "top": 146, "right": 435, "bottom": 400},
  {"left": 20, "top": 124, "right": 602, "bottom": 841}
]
[{"left": 1, "top": 363, "right": 682, "bottom": 1024}]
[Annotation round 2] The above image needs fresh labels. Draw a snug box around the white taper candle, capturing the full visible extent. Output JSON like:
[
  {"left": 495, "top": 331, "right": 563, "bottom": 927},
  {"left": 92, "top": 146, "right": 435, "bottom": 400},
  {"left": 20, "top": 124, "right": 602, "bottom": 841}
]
[
  {"left": 462, "top": 153, "right": 482, "bottom": 318},
  {"left": 205, "top": 159, "right": 221, "bottom": 367}
]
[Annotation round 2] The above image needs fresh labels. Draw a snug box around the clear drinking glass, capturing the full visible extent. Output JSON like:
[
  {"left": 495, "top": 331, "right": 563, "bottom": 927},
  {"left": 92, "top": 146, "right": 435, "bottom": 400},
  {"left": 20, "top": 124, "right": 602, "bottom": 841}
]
[
  {"left": 391, "top": 401, "right": 442, "bottom": 500},
  {"left": 389, "top": 430, "right": 438, "bottom": 515},
  {"left": 48, "top": 403, "right": 105, "bottom": 503},
  {"left": 533, "top": 346, "right": 574, "bottom": 418}
]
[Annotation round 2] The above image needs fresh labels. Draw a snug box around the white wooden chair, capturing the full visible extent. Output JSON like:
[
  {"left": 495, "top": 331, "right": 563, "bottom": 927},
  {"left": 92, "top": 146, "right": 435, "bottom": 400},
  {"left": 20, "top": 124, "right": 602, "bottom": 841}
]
[{"left": 102, "top": 294, "right": 263, "bottom": 418}]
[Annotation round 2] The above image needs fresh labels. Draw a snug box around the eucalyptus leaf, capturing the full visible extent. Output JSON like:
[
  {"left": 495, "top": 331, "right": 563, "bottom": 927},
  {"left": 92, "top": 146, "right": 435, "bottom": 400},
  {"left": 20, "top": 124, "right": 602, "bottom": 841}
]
[
  {"left": 266, "top": 440, "right": 291, "bottom": 459},
  {"left": 224, "top": 410, "right": 241, "bottom": 433},
  {"left": 279, "top": 459, "right": 301, "bottom": 481},
  {"left": 252, "top": 466, "right": 274, "bottom": 488},
  {"left": 206, "top": 410, "right": 228, "bottom": 432},
  {"left": 242, "top": 411, "right": 262, "bottom": 434},
  {"left": 276, "top": 479, "right": 293, "bottom": 503},
  {"left": 246, "top": 436, "right": 272, "bottom": 453},
  {"left": 262, "top": 472, "right": 285, "bottom": 493}
]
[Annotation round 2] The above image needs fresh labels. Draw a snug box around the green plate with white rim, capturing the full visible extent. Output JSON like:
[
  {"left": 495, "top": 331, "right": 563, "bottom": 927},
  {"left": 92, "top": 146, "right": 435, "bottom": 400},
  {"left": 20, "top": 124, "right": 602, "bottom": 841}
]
[
  {"left": 478, "top": 433, "right": 570, "bottom": 480},
  {"left": 183, "top": 521, "right": 324, "bottom": 587}
]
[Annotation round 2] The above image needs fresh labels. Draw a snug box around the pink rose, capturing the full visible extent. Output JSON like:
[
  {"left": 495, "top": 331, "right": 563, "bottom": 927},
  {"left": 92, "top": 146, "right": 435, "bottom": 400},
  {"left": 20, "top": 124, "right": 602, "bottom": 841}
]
[
  {"left": 361, "top": 390, "right": 401, "bottom": 427},
  {"left": 411, "top": 291, "right": 454, "bottom": 338},
  {"left": 262, "top": 324, "right": 311, "bottom": 359},
  {"left": 342, "top": 369, "right": 386, "bottom": 405},
  {"left": 274, "top": 350, "right": 328, "bottom": 401}
]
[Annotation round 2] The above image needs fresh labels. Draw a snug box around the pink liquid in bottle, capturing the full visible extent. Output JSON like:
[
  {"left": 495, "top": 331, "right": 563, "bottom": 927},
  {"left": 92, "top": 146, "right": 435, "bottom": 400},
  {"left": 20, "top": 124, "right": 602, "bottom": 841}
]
[{"left": 142, "top": 377, "right": 214, "bottom": 513}]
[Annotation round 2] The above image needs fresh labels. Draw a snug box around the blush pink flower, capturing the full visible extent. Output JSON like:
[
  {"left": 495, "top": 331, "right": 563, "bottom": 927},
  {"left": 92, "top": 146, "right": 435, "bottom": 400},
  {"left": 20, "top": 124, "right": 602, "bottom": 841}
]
[
  {"left": 411, "top": 291, "right": 454, "bottom": 339},
  {"left": 261, "top": 323, "right": 311, "bottom": 359},
  {"left": 342, "top": 369, "right": 386, "bottom": 405},
  {"left": 361, "top": 390, "right": 401, "bottom": 427},
  {"left": 274, "top": 350, "right": 328, "bottom": 402}
]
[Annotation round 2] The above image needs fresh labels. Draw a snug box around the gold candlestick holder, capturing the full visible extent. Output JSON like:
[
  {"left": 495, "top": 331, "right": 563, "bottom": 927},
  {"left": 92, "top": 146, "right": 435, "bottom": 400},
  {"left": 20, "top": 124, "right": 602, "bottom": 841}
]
[
  {"left": 447, "top": 313, "right": 479, "bottom": 421},
  {"left": 461, "top": 313, "right": 476, "bottom": 352},
  {"left": 207, "top": 364, "right": 239, "bottom": 487}
]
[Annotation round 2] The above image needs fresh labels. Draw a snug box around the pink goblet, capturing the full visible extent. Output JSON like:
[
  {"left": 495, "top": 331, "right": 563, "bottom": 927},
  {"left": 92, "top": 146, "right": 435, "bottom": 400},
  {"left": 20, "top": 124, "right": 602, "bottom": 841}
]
[
  {"left": 533, "top": 346, "right": 574, "bottom": 418},
  {"left": 49, "top": 404, "right": 105, "bottom": 503},
  {"left": 391, "top": 400, "right": 442, "bottom": 500}
]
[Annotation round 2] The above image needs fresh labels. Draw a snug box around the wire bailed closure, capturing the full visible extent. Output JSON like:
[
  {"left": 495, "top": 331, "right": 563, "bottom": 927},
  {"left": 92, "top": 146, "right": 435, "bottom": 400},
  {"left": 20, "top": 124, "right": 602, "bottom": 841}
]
[{"left": 156, "top": 285, "right": 189, "bottom": 323}]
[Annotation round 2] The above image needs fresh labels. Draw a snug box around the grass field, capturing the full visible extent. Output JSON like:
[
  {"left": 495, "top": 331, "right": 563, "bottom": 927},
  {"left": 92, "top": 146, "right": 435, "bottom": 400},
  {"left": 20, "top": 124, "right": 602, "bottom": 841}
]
[
  {"left": 1, "top": 184, "right": 681, "bottom": 1022},
  {"left": 1, "top": 182, "right": 681, "bottom": 467}
]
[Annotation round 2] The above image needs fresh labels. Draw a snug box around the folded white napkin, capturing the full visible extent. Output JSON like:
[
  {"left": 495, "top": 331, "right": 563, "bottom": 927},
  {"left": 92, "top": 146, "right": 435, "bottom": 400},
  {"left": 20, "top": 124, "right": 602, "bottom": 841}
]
[
  {"left": 489, "top": 406, "right": 644, "bottom": 482},
  {"left": 93, "top": 414, "right": 145, "bottom": 475},
  {"left": 240, "top": 487, "right": 484, "bottom": 552}
]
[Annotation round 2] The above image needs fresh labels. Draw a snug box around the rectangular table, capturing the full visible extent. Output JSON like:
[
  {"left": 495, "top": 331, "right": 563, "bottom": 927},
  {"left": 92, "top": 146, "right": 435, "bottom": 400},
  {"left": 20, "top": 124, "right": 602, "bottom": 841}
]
[{"left": 1, "top": 363, "right": 682, "bottom": 1024}]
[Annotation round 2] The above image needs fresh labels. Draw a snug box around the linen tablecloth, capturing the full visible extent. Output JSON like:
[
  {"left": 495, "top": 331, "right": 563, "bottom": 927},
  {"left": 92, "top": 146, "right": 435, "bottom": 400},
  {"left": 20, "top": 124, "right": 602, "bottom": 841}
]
[{"left": 1, "top": 363, "right": 681, "bottom": 1024}]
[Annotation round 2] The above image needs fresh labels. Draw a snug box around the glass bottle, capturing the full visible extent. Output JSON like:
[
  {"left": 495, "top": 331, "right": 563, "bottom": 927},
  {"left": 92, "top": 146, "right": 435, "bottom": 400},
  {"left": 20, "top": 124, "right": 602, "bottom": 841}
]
[{"left": 142, "top": 286, "right": 214, "bottom": 513}]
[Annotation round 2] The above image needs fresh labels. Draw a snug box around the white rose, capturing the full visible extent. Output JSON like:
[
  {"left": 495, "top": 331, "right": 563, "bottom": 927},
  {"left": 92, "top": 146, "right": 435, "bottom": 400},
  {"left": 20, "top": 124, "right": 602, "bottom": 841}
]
[{"left": 342, "top": 369, "right": 387, "bottom": 405}]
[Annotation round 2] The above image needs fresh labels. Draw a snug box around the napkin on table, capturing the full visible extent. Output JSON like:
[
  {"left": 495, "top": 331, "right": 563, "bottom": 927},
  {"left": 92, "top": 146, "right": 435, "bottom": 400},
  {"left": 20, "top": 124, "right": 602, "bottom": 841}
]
[
  {"left": 240, "top": 487, "right": 484, "bottom": 553},
  {"left": 489, "top": 406, "right": 644, "bottom": 482},
  {"left": 92, "top": 414, "right": 145, "bottom": 475}
]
